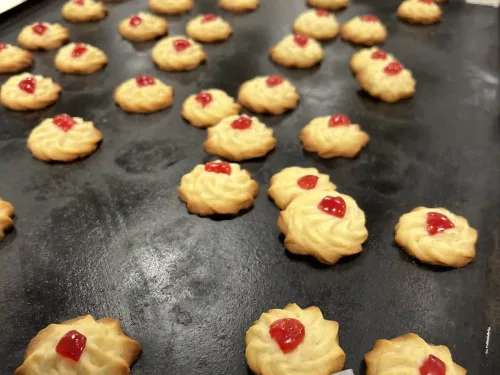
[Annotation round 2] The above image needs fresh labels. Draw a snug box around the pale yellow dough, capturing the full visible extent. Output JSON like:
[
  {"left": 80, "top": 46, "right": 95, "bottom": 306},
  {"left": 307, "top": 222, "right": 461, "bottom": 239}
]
[
  {"left": 350, "top": 47, "right": 395, "bottom": 74},
  {"left": 62, "top": 0, "right": 107, "bottom": 23},
  {"left": 55, "top": 43, "right": 108, "bottom": 75},
  {"left": 397, "top": 0, "right": 442, "bottom": 24},
  {"left": 270, "top": 34, "right": 324, "bottom": 68},
  {"left": 1, "top": 73, "right": 61, "bottom": 111},
  {"left": 152, "top": 36, "right": 206, "bottom": 71},
  {"left": 149, "top": 0, "right": 193, "bottom": 14},
  {"left": 186, "top": 14, "right": 232, "bottom": 43},
  {"left": 293, "top": 9, "right": 339, "bottom": 40},
  {"left": 307, "top": 0, "right": 349, "bottom": 10},
  {"left": 0, "top": 44, "right": 33, "bottom": 74},
  {"left": 119, "top": 12, "right": 168, "bottom": 42},
  {"left": 246, "top": 303, "right": 345, "bottom": 375},
  {"left": 340, "top": 16, "right": 388, "bottom": 45},
  {"left": 0, "top": 199, "right": 14, "bottom": 240},
  {"left": 219, "top": 0, "right": 259, "bottom": 12},
  {"left": 115, "top": 76, "right": 173, "bottom": 113},
  {"left": 182, "top": 89, "right": 241, "bottom": 127},
  {"left": 17, "top": 22, "right": 69, "bottom": 50}
]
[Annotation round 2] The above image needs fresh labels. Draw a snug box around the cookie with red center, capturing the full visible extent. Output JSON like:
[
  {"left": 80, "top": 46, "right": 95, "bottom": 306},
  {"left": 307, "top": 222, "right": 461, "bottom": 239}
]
[
  {"left": 365, "top": 333, "right": 466, "bottom": 375},
  {"left": 0, "top": 43, "right": 33, "bottom": 74},
  {"left": 204, "top": 115, "right": 276, "bottom": 161},
  {"left": 394, "top": 207, "right": 477, "bottom": 267},
  {"left": 14, "top": 315, "right": 141, "bottom": 375},
  {"left": 182, "top": 89, "right": 241, "bottom": 127},
  {"left": 270, "top": 34, "right": 324, "bottom": 68},
  {"left": 17, "top": 22, "right": 69, "bottom": 50},
  {"left": 178, "top": 160, "right": 259, "bottom": 216},
  {"left": 0, "top": 198, "right": 14, "bottom": 241},
  {"left": 219, "top": 0, "right": 259, "bottom": 13},
  {"left": 1, "top": 73, "right": 61, "bottom": 111},
  {"left": 62, "top": 0, "right": 107, "bottom": 23},
  {"left": 349, "top": 47, "right": 395, "bottom": 74},
  {"left": 340, "top": 15, "right": 387, "bottom": 45},
  {"left": 186, "top": 14, "right": 232, "bottom": 43},
  {"left": 149, "top": 0, "right": 193, "bottom": 14},
  {"left": 246, "top": 304, "right": 345, "bottom": 375},
  {"left": 152, "top": 35, "right": 206, "bottom": 71},
  {"left": 119, "top": 12, "right": 168, "bottom": 42},
  {"left": 397, "top": 0, "right": 442, "bottom": 24},
  {"left": 114, "top": 75, "right": 173, "bottom": 113},
  {"left": 55, "top": 42, "right": 108, "bottom": 74},
  {"left": 238, "top": 75, "right": 300, "bottom": 114},
  {"left": 293, "top": 9, "right": 339, "bottom": 41},
  {"left": 268, "top": 167, "right": 337, "bottom": 209},
  {"left": 306, "top": 0, "right": 349, "bottom": 10}
]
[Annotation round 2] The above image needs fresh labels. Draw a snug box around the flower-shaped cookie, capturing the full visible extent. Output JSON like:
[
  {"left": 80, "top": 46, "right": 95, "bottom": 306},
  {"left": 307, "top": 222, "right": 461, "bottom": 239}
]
[
  {"left": 178, "top": 160, "right": 259, "bottom": 216},
  {"left": 341, "top": 15, "right": 387, "bottom": 45},
  {"left": 152, "top": 36, "right": 206, "bottom": 71},
  {"left": 278, "top": 190, "right": 368, "bottom": 264},
  {"left": 268, "top": 167, "right": 337, "bottom": 209},
  {"left": 0, "top": 199, "right": 14, "bottom": 240},
  {"left": 238, "top": 75, "right": 300, "bottom": 115},
  {"left": 365, "top": 333, "right": 466, "bottom": 375},
  {"left": 219, "top": 0, "right": 259, "bottom": 12},
  {"left": 114, "top": 75, "right": 173, "bottom": 113},
  {"left": 356, "top": 60, "right": 416, "bottom": 103},
  {"left": 307, "top": 0, "right": 349, "bottom": 9},
  {"left": 293, "top": 9, "right": 339, "bottom": 41},
  {"left": 395, "top": 207, "right": 477, "bottom": 268},
  {"left": 204, "top": 115, "right": 276, "bottom": 161},
  {"left": 350, "top": 47, "right": 395, "bottom": 74},
  {"left": 17, "top": 22, "right": 69, "bottom": 50},
  {"left": 62, "top": 0, "right": 107, "bottom": 23},
  {"left": 149, "top": 0, "right": 193, "bottom": 14},
  {"left": 182, "top": 89, "right": 241, "bottom": 127},
  {"left": 300, "top": 114, "right": 369, "bottom": 158},
  {"left": 119, "top": 12, "right": 168, "bottom": 42},
  {"left": 186, "top": 14, "right": 232, "bottom": 43},
  {"left": 14, "top": 315, "right": 141, "bottom": 375},
  {"left": 270, "top": 34, "right": 324, "bottom": 68},
  {"left": 246, "top": 303, "right": 345, "bottom": 375},
  {"left": 398, "top": 0, "right": 442, "bottom": 24},
  {"left": 55, "top": 43, "right": 107, "bottom": 74},
  {"left": 0, "top": 43, "right": 33, "bottom": 73},
  {"left": 1, "top": 73, "right": 61, "bottom": 111}
]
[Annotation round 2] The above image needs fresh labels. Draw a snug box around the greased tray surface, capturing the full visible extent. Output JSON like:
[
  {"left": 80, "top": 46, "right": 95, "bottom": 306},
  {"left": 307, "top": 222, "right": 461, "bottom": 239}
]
[{"left": 0, "top": 0, "right": 499, "bottom": 374}]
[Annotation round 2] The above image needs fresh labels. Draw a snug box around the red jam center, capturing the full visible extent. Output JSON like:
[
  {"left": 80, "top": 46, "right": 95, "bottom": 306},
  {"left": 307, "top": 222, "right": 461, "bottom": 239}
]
[
  {"left": 297, "top": 175, "right": 319, "bottom": 190},
  {"left": 136, "top": 75, "right": 155, "bottom": 87},
  {"left": 361, "top": 15, "right": 379, "bottom": 22},
  {"left": 53, "top": 114, "right": 77, "bottom": 132},
  {"left": 426, "top": 212, "right": 455, "bottom": 236},
  {"left": 72, "top": 44, "right": 88, "bottom": 58},
  {"left": 231, "top": 117, "right": 252, "bottom": 130},
  {"left": 195, "top": 92, "right": 213, "bottom": 107},
  {"left": 419, "top": 0, "right": 434, "bottom": 4},
  {"left": 173, "top": 39, "right": 191, "bottom": 52},
  {"left": 205, "top": 162, "right": 231, "bottom": 175},
  {"left": 0, "top": 43, "right": 7, "bottom": 51},
  {"left": 420, "top": 355, "right": 446, "bottom": 375},
  {"left": 384, "top": 61, "right": 403, "bottom": 75},
  {"left": 202, "top": 13, "right": 217, "bottom": 23},
  {"left": 318, "top": 196, "right": 346, "bottom": 218},
  {"left": 316, "top": 9, "right": 330, "bottom": 17},
  {"left": 55, "top": 330, "right": 87, "bottom": 362},
  {"left": 73, "top": 0, "right": 84, "bottom": 5},
  {"left": 32, "top": 23, "right": 48, "bottom": 36},
  {"left": 329, "top": 114, "right": 350, "bottom": 127},
  {"left": 371, "top": 50, "right": 387, "bottom": 60},
  {"left": 266, "top": 75, "right": 283, "bottom": 88},
  {"left": 129, "top": 15, "right": 143, "bottom": 27},
  {"left": 293, "top": 34, "right": 308, "bottom": 47},
  {"left": 269, "top": 318, "right": 305, "bottom": 354},
  {"left": 18, "top": 77, "right": 36, "bottom": 94}
]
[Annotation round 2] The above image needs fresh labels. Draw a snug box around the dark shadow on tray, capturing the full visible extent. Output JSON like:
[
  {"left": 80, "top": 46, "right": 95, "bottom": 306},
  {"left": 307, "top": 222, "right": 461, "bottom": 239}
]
[
  {"left": 0, "top": 228, "right": 17, "bottom": 248},
  {"left": 210, "top": 206, "right": 255, "bottom": 222}
]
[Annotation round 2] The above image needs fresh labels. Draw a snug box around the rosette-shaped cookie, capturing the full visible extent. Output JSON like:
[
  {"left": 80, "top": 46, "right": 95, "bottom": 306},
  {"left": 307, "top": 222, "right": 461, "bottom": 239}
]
[
  {"left": 182, "top": 89, "right": 241, "bottom": 127},
  {"left": 300, "top": 114, "right": 369, "bottom": 158},
  {"left": 27, "top": 114, "right": 103, "bottom": 162},
  {"left": 179, "top": 160, "right": 259, "bottom": 216},
  {"left": 17, "top": 22, "right": 69, "bottom": 50},
  {"left": 14, "top": 315, "right": 141, "bottom": 375},
  {"left": 365, "top": 333, "right": 466, "bottom": 375},
  {"left": 270, "top": 34, "right": 324, "bottom": 69},
  {"left": 204, "top": 115, "right": 276, "bottom": 161},
  {"left": 149, "top": 0, "right": 193, "bottom": 14},
  {"left": 356, "top": 60, "right": 416, "bottom": 103},
  {"left": 397, "top": 0, "right": 442, "bottom": 25},
  {"left": 62, "top": 0, "right": 107, "bottom": 23},
  {"left": 219, "top": 0, "right": 259, "bottom": 12},
  {"left": 55, "top": 43, "right": 107, "bottom": 75},
  {"left": 395, "top": 207, "right": 477, "bottom": 268},
  {"left": 114, "top": 75, "right": 174, "bottom": 113},
  {"left": 119, "top": 12, "right": 168, "bottom": 42},
  {"left": 1, "top": 73, "right": 61, "bottom": 111},
  {"left": 0, "top": 199, "right": 14, "bottom": 240},
  {"left": 0, "top": 43, "right": 33, "bottom": 74},
  {"left": 350, "top": 47, "right": 395, "bottom": 74},
  {"left": 238, "top": 75, "right": 300, "bottom": 115},
  {"left": 278, "top": 190, "right": 368, "bottom": 264},
  {"left": 268, "top": 167, "right": 337, "bottom": 209},
  {"left": 293, "top": 9, "right": 339, "bottom": 41},
  {"left": 306, "top": 0, "right": 349, "bottom": 10},
  {"left": 340, "top": 15, "right": 387, "bottom": 46},
  {"left": 245, "top": 303, "right": 345, "bottom": 375},
  {"left": 152, "top": 36, "right": 206, "bottom": 71},
  {"left": 186, "top": 14, "right": 232, "bottom": 43}
]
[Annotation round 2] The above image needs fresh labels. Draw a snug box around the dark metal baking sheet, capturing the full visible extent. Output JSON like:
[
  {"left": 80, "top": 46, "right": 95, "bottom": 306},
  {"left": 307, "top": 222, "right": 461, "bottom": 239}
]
[{"left": 0, "top": 0, "right": 499, "bottom": 374}]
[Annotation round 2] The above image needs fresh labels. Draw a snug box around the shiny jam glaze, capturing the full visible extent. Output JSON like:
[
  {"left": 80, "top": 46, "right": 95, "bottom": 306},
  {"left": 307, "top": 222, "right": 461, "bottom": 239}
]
[
  {"left": 73, "top": 0, "right": 84, "bottom": 5},
  {"left": 55, "top": 330, "right": 87, "bottom": 362},
  {"left": 173, "top": 39, "right": 191, "bottom": 52},
  {"left": 18, "top": 77, "right": 36, "bottom": 94},
  {"left": 129, "top": 15, "right": 143, "bottom": 27},
  {"left": 195, "top": 92, "right": 213, "bottom": 107},
  {"left": 426, "top": 212, "right": 455, "bottom": 236},
  {"left": 360, "top": 15, "right": 379, "bottom": 22},
  {"left": 205, "top": 162, "right": 231, "bottom": 175},
  {"left": 384, "top": 61, "right": 404, "bottom": 75},
  {"left": 419, "top": 0, "right": 434, "bottom": 4},
  {"left": 53, "top": 114, "right": 77, "bottom": 132},
  {"left": 72, "top": 44, "right": 88, "bottom": 58},
  {"left": 202, "top": 13, "right": 218, "bottom": 23},
  {"left": 231, "top": 116, "right": 252, "bottom": 130},
  {"left": 297, "top": 175, "right": 319, "bottom": 190},
  {"left": 0, "top": 43, "right": 7, "bottom": 51},
  {"left": 318, "top": 196, "right": 346, "bottom": 218},
  {"left": 371, "top": 50, "right": 387, "bottom": 60},
  {"left": 266, "top": 75, "right": 284, "bottom": 87},
  {"left": 316, "top": 9, "right": 330, "bottom": 17},
  {"left": 136, "top": 75, "right": 156, "bottom": 87},
  {"left": 420, "top": 355, "right": 447, "bottom": 375},
  {"left": 32, "top": 23, "right": 48, "bottom": 36},
  {"left": 293, "top": 34, "right": 309, "bottom": 47},
  {"left": 329, "top": 114, "right": 351, "bottom": 127},
  {"left": 269, "top": 318, "right": 305, "bottom": 354}
]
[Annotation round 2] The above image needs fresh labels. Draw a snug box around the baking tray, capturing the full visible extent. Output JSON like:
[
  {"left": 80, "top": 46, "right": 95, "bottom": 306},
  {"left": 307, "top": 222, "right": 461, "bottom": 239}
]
[{"left": 0, "top": 0, "right": 499, "bottom": 374}]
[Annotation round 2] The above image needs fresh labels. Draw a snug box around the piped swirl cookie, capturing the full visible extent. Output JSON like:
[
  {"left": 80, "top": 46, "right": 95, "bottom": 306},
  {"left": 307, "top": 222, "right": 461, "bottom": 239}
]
[
  {"left": 0, "top": 43, "right": 33, "bottom": 74},
  {"left": 204, "top": 115, "right": 276, "bottom": 161},
  {"left": 270, "top": 34, "right": 324, "bottom": 69},
  {"left": 278, "top": 190, "right": 368, "bottom": 264},
  {"left": 238, "top": 75, "right": 300, "bottom": 115},
  {"left": 350, "top": 47, "right": 395, "bottom": 74},
  {"left": 186, "top": 14, "right": 232, "bottom": 43},
  {"left": 0, "top": 199, "right": 14, "bottom": 240},
  {"left": 245, "top": 303, "right": 345, "bottom": 375},
  {"left": 17, "top": 22, "right": 69, "bottom": 50},
  {"left": 62, "top": 0, "right": 107, "bottom": 23},
  {"left": 182, "top": 89, "right": 241, "bottom": 127},
  {"left": 152, "top": 36, "right": 206, "bottom": 71},
  {"left": 340, "top": 15, "right": 388, "bottom": 46},
  {"left": 119, "top": 12, "right": 168, "bottom": 42},
  {"left": 395, "top": 207, "right": 477, "bottom": 268},
  {"left": 219, "top": 0, "right": 259, "bottom": 12},
  {"left": 14, "top": 315, "right": 141, "bottom": 375},
  {"left": 293, "top": 9, "right": 339, "bottom": 41},
  {"left": 149, "top": 0, "right": 193, "bottom": 14},
  {"left": 114, "top": 75, "right": 173, "bottom": 113},
  {"left": 306, "top": 0, "right": 349, "bottom": 10},
  {"left": 397, "top": 0, "right": 442, "bottom": 25},
  {"left": 1, "top": 73, "right": 61, "bottom": 111},
  {"left": 55, "top": 43, "right": 107, "bottom": 75}
]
